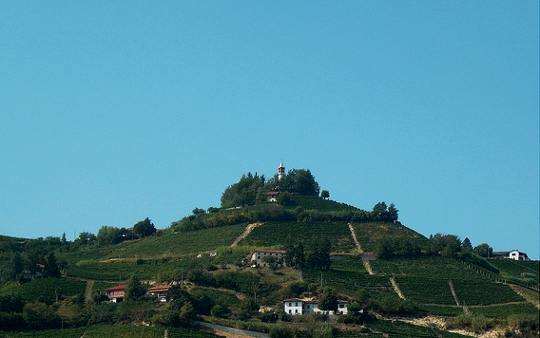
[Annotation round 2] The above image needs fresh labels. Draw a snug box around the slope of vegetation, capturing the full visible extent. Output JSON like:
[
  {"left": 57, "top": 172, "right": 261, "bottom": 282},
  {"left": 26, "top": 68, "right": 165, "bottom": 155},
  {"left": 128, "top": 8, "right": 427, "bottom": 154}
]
[{"left": 0, "top": 169, "right": 537, "bottom": 337}]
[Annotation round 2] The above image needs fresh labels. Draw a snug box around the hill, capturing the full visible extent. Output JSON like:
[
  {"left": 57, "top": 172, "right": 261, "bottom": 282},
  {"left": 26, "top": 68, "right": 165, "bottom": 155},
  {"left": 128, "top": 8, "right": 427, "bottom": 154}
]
[{"left": 0, "top": 195, "right": 538, "bottom": 337}]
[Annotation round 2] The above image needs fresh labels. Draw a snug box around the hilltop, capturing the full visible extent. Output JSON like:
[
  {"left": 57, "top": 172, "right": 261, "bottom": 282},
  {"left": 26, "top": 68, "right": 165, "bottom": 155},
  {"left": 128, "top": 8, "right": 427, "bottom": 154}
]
[{"left": 0, "top": 169, "right": 538, "bottom": 337}]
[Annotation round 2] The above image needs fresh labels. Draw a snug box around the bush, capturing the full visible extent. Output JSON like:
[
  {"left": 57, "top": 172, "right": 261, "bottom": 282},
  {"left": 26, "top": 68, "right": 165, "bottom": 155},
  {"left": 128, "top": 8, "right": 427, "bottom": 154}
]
[
  {"left": 313, "top": 324, "right": 334, "bottom": 338},
  {"left": 210, "top": 304, "right": 225, "bottom": 318}
]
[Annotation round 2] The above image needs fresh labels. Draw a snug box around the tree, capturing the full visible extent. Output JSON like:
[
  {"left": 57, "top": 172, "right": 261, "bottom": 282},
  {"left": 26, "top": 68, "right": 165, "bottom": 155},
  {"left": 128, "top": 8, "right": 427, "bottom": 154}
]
[
  {"left": 97, "top": 226, "right": 124, "bottom": 245},
  {"left": 474, "top": 243, "right": 493, "bottom": 257},
  {"left": 261, "top": 256, "right": 278, "bottom": 270},
  {"left": 276, "top": 191, "right": 293, "bottom": 206},
  {"left": 43, "top": 252, "right": 61, "bottom": 278},
  {"left": 318, "top": 287, "right": 338, "bottom": 312},
  {"left": 124, "top": 274, "right": 145, "bottom": 301},
  {"left": 372, "top": 202, "right": 399, "bottom": 222},
  {"left": 240, "top": 296, "right": 259, "bottom": 314},
  {"left": 306, "top": 237, "right": 331, "bottom": 270},
  {"left": 429, "top": 234, "right": 462, "bottom": 257},
  {"left": 133, "top": 217, "right": 156, "bottom": 238},
  {"left": 179, "top": 301, "right": 196, "bottom": 325},
  {"left": 284, "top": 241, "right": 305, "bottom": 268},
  {"left": 279, "top": 169, "right": 320, "bottom": 195},
  {"left": 388, "top": 203, "right": 399, "bottom": 222},
  {"left": 321, "top": 190, "right": 330, "bottom": 200},
  {"left": 221, "top": 172, "right": 266, "bottom": 208},
  {"left": 462, "top": 237, "right": 473, "bottom": 251}
]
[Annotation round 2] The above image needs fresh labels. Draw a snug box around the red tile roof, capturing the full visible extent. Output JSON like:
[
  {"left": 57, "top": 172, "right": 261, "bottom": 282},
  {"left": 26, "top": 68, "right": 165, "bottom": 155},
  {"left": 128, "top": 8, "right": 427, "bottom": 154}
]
[{"left": 105, "top": 284, "right": 127, "bottom": 292}]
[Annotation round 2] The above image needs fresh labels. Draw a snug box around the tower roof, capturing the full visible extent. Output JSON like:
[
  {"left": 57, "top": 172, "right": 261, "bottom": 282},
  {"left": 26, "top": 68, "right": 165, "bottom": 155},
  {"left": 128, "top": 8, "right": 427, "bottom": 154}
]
[{"left": 278, "top": 161, "right": 284, "bottom": 168}]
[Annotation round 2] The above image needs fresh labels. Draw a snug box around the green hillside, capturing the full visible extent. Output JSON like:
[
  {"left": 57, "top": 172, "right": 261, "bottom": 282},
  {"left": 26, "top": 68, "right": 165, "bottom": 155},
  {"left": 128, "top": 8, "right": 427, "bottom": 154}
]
[{"left": 0, "top": 192, "right": 538, "bottom": 337}]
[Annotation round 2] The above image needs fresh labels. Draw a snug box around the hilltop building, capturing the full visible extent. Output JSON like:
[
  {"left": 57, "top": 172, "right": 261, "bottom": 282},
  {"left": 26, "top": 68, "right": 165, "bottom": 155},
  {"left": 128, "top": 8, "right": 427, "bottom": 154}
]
[
  {"left": 278, "top": 162, "right": 285, "bottom": 181},
  {"left": 491, "top": 250, "right": 529, "bottom": 261}
]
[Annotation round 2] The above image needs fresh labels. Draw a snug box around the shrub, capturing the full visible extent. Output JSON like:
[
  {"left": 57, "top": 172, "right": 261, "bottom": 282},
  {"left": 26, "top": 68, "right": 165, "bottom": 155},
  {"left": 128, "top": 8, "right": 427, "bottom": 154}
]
[{"left": 210, "top": 304, "right": 225, "bottom": 318}]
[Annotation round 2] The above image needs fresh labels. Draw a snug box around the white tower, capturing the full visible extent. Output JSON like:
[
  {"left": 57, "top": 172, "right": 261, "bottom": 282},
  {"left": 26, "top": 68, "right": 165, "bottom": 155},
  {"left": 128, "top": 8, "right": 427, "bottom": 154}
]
[{"left": 278, "top": 162, "right": 285, "bottom": 181}]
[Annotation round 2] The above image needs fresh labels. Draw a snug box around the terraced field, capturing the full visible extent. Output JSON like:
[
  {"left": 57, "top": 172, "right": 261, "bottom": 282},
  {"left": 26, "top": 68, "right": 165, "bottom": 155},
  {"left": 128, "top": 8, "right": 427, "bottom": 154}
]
[
  {"left": 350, "top": 222, "right": 426, "bottom": 252},
  {"left": 239, "top": 221, "right": 356, "bottom": 253}
]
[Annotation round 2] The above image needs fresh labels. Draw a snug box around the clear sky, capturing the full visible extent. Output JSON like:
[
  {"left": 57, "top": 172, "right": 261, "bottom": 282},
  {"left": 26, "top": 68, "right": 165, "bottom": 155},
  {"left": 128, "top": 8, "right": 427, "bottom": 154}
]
[{"left": 1, "top": 2, "right": 538, "bottom": 259}]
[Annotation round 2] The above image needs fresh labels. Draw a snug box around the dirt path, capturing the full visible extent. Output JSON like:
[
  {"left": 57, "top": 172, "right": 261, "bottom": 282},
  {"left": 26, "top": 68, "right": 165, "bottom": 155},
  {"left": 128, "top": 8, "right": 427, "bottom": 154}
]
[
  {"left": 231, "top": 222, "right": 263, "bottom": 247},
  {"left": 390, "top": 277, "right": 406, "bottom": 300},
  {"left": 361, "top": 254, "right": 375, "bottom": 275},
  {"left": 84, "top": 280, "right": 94, "bottom": 302},
  {"left": 448, "top": 279, "right": 460, "bottom": 306},
  {"left": 348, "top": 223, "right": 364, "bottom": 254}
]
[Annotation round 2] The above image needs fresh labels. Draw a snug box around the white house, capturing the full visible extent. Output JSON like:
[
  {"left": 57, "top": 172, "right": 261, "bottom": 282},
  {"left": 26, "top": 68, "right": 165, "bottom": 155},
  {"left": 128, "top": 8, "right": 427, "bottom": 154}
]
[
  {"left": 282, "top": 298, "right": 348, "bottom": 315},
  {"left": 251, "top": 249, "right": 286, "bottom": 267},
  {"left": 492, "top": 250, "right": 530, "bottom": 261}
]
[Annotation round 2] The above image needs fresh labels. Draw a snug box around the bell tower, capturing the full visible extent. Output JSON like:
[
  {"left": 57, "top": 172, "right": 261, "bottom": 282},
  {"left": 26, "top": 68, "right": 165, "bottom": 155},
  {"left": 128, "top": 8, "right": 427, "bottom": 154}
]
[{"left": 278, "top": 162, "right": 285, "bottom": 181}]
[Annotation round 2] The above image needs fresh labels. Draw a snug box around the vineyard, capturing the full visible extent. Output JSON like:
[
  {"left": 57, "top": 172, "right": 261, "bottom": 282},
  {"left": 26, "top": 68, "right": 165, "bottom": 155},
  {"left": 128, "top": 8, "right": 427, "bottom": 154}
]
[
  {"left": 488, "top": 259, "right": 539, "bottom": 288},
  {"left": 0, "top": 278, "right": 86, "bottom": 304},
  {"left": 239, "top": 221, "right": 356, "bottom": 253},
  {"left": 350, "top": 222, "right": 425, "bottom": 252},
  {"left": 0, "top": 324, "right": 220, "bottom": 337}
]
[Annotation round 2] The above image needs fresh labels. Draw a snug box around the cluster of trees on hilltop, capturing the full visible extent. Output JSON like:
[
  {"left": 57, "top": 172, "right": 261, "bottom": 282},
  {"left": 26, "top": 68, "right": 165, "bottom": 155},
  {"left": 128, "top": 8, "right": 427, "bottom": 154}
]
[{"left": 220, "top": 169, "right": 320, "bottom": 208}]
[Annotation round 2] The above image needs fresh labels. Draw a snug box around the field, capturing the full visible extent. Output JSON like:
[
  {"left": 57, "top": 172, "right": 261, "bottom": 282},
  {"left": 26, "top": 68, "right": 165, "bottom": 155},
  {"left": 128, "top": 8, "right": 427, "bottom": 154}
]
[
  {"left": 488, "top": 259, "right": 539, "bottom": 288},
  {"left": 291, "top": 195, "right": 361, "bottom": 212},
  {"left": 0, "top": 325, "right": 220, "bottom": 338},
  {"left": 0, "top": 278, "right": 86, "bottom": 304},
  {"left": 302, "top": 260, "right": 393, "bottom": 296},
  {"left": 240, "top": 221, "right": 356, "bottom": 253},
  {"left": 369, "top": 257, "right": 528, "bottom": 309},
  {"left": 61, "top": 224, "right": 248, "bottom": 281},
  {"left": 350, "top": 222, "right": 425, "bottom": 252}
]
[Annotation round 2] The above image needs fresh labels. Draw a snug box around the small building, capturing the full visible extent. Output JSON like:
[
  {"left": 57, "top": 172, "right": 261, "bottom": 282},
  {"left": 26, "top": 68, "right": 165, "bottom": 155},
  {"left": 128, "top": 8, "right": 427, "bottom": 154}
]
[
  {"left": 266, "top": 191, "right": 279, "bottom": 202},
  {"left": 147, "top": 285, "right": 171, "bottom": 302},
  {"left": 251, "top": 249, "right": 286, "bottom": 267},
  {"left": 105, "top": 284, "right": 127, "bottom": 303},
  {"left": 491, "top": 250, "right": 529, "bottom": 261},
  {"left": 282, "top": 298, "right": 348, "bottom": 315}
]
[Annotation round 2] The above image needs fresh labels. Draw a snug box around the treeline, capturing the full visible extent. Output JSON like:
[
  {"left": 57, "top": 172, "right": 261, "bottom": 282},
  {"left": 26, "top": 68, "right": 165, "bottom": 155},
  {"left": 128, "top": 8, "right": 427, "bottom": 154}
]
[{"left": 171, "top": 202, "right": 398, "bottom": 232}]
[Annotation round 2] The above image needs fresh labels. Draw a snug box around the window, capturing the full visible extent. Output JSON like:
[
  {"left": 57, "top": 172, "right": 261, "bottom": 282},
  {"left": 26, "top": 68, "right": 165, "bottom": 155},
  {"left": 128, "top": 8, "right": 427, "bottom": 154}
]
[{"left": 295, "top": 302, "right": 298, "bottom": 307}]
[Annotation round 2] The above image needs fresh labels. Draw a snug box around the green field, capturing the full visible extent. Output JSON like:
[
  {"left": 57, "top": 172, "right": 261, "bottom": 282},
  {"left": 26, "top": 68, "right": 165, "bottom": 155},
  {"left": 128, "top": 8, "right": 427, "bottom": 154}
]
[
  {"left": 351, "top": 222, "right": 425, "bottom": 252},
  {"left": 0, "top": 324, "right": 220, "bottom": 338},
  {"left": 239, "top": 221, "right": 356, "bottom": 253},
  {"left": 0, "top": 278, "right": 86, "bottom": 304}
]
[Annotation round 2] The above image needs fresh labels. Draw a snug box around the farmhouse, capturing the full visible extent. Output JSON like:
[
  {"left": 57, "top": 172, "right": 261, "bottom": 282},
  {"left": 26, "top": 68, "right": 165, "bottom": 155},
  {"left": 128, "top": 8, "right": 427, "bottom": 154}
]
[
  {"left": 282, "top": 298, "right": 349, "bottom": 315},
  {"left": 251, "top": 249, "right": 286, "bottom": 267},
  {"left": 491, "top": 250, "right": 529, "bottom": 261},
  {"left": 105, "top": 284, "right": 127, "bottom": 303},
  {"left": 147, "top": 285, "right": 171, "bottom": 302}
]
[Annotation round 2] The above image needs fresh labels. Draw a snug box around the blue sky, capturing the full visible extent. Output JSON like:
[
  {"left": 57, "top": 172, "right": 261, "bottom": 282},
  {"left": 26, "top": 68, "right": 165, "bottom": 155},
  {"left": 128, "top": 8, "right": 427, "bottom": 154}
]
[{"left": 1, "top": 2, "right": 538, "bottom": 259}]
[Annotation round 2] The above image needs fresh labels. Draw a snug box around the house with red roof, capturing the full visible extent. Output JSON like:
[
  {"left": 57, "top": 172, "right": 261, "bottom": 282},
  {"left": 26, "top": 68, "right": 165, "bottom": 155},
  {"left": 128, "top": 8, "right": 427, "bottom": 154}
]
[
  {"left": 105, "top": 284, "right": 127, "bottom": 303},
  {"left": 147, "top": 285, "right": 171, "bottom": 302}
]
